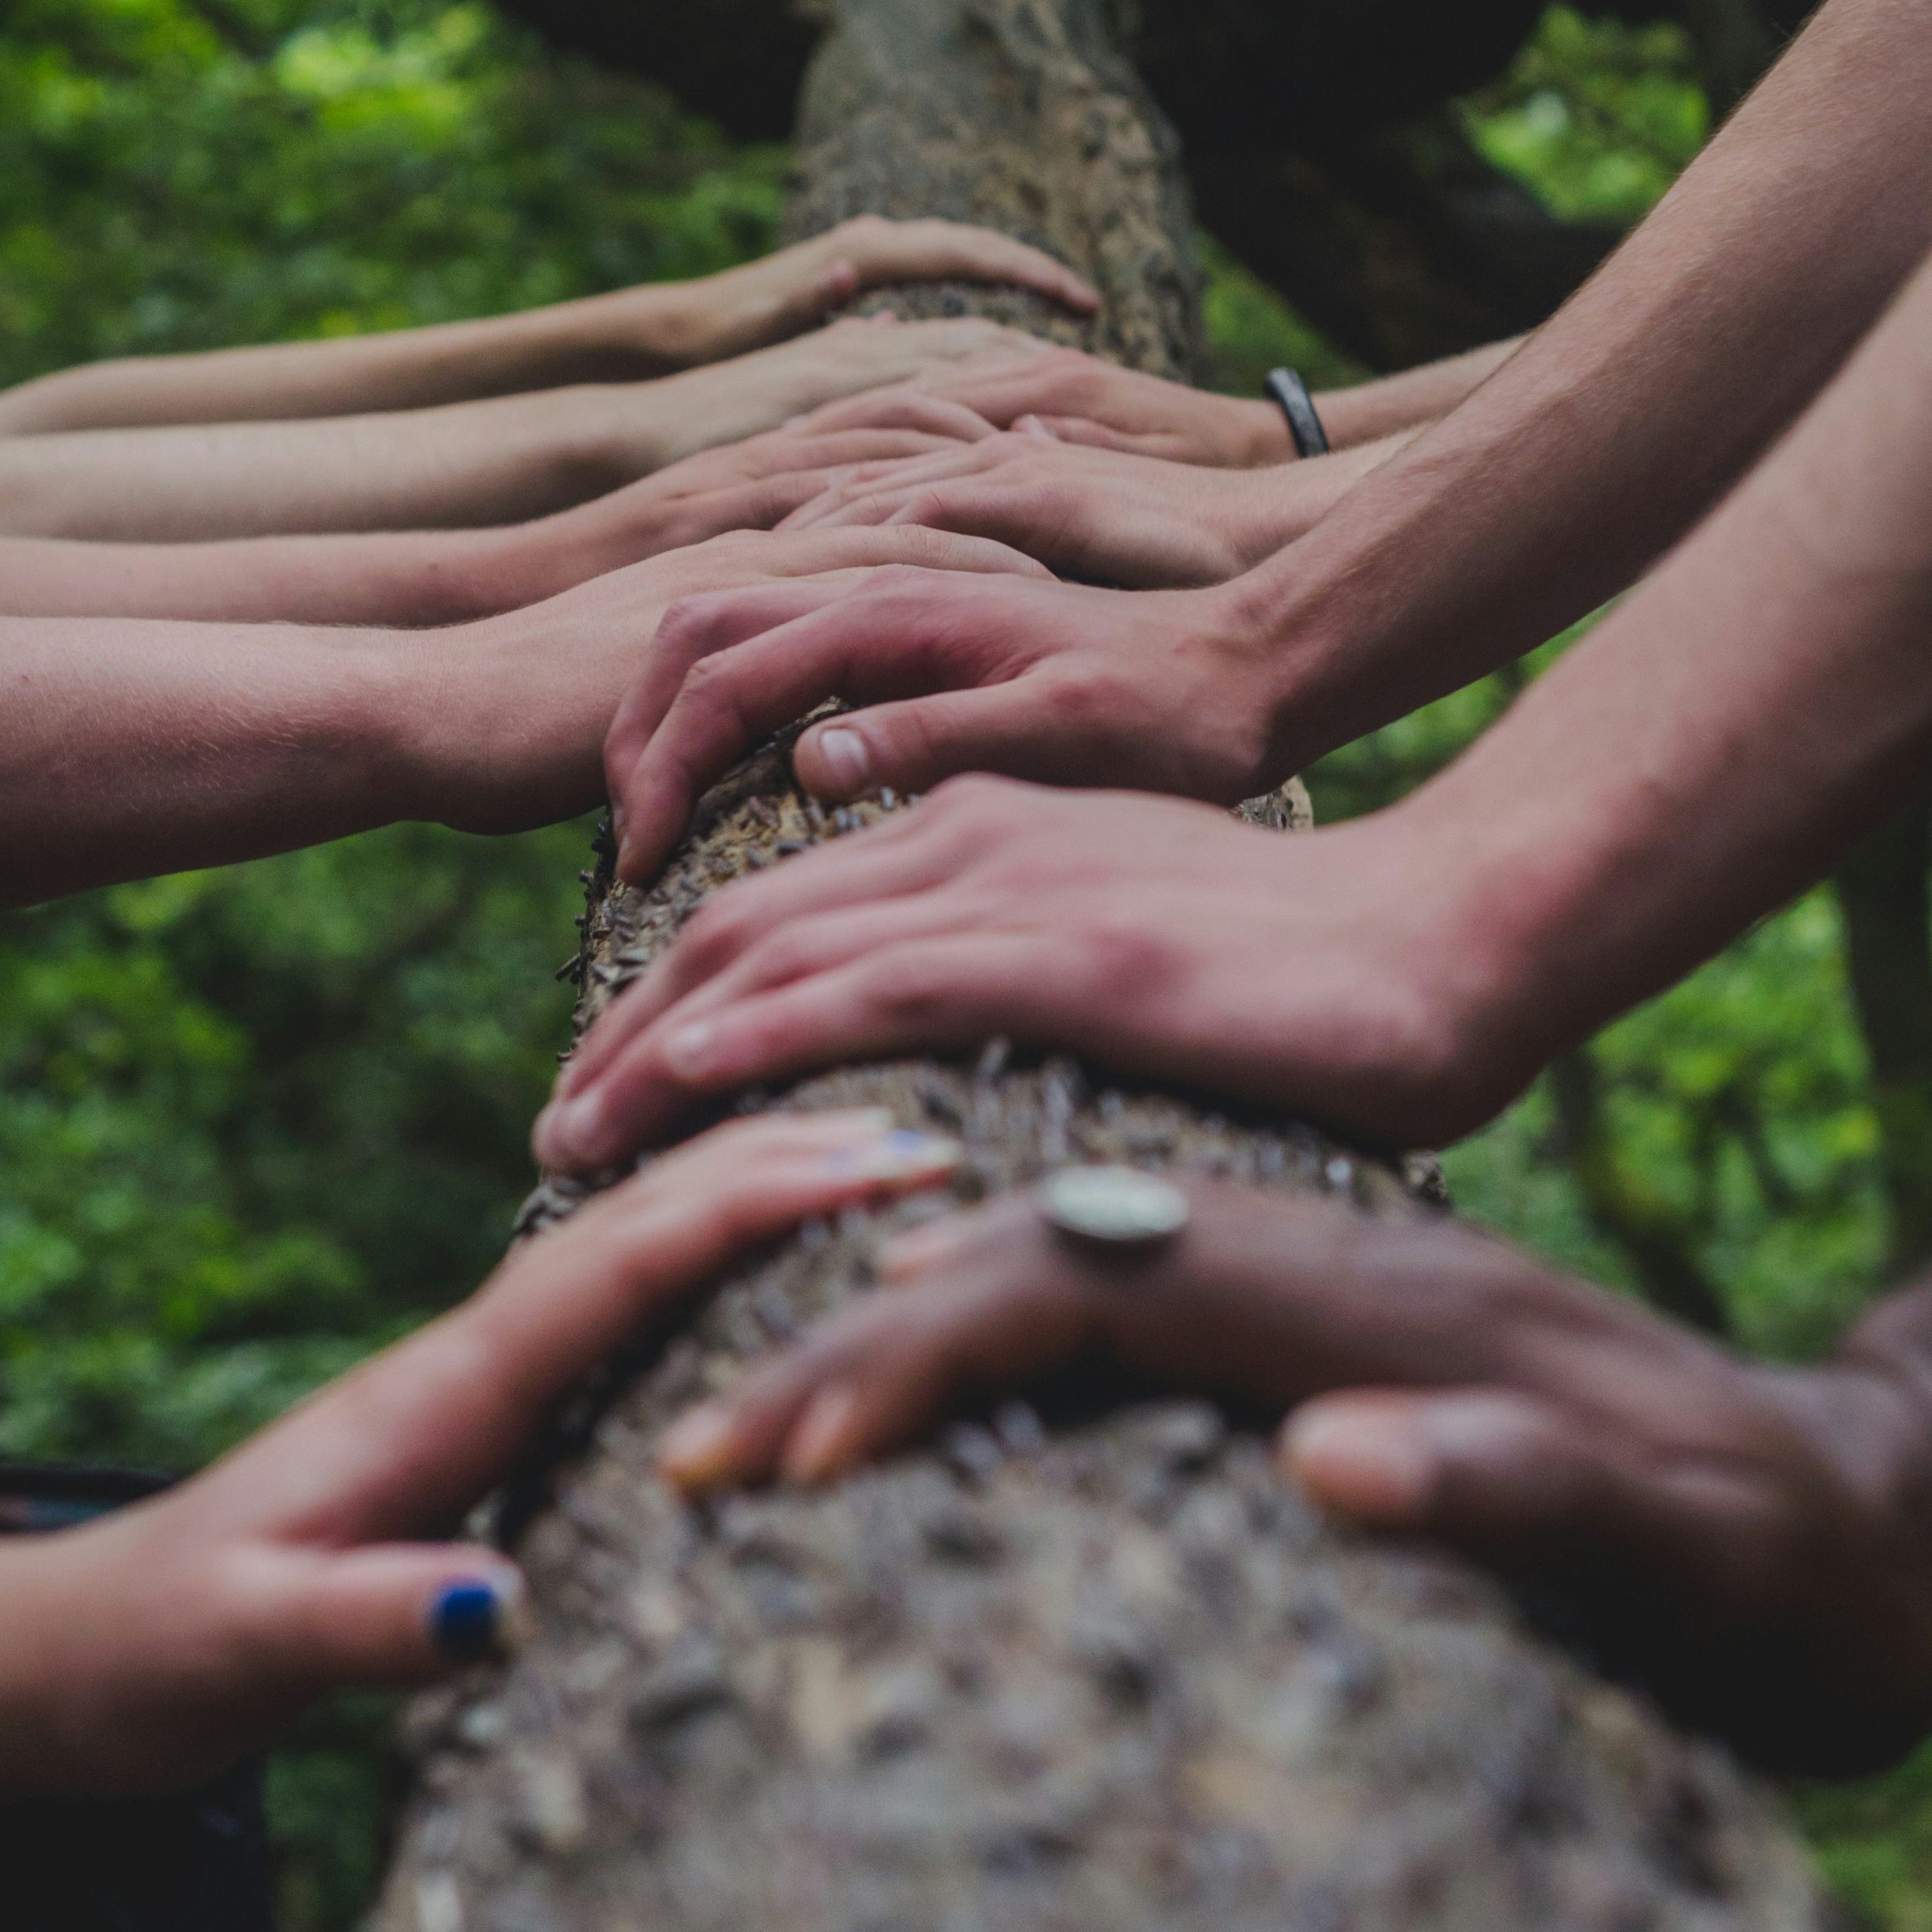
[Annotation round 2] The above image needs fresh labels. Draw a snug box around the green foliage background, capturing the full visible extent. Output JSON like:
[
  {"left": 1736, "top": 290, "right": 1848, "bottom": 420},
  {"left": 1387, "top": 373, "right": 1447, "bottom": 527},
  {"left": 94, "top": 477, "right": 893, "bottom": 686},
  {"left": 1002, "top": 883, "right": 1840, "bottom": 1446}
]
[{"left": 0, "top": 2, "right": 1921, "bottom": 1924}]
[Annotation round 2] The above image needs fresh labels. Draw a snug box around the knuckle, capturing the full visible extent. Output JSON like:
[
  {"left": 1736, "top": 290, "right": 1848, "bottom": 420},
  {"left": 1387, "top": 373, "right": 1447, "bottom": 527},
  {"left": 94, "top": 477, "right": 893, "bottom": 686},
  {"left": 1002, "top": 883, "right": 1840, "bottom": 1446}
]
[
  {"left": 1038, "top": 661, "right": 1126, "bottom": 734},
  {"left": 861, "top": 952, "right": 955, "bottom": 1026}
]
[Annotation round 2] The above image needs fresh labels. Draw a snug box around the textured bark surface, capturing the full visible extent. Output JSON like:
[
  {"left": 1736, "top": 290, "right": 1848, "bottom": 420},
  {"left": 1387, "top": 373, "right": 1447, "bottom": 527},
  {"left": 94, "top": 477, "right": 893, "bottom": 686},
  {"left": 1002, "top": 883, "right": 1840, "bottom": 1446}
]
[{"left": 371, "top": 4, "right": 1826, "bottom": 1926}]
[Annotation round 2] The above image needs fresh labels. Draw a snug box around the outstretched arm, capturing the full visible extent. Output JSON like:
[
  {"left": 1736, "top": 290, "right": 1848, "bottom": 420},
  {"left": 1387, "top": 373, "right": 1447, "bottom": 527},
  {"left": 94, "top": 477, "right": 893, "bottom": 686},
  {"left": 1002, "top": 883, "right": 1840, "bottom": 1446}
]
[
  {"left": 556, "top": 235, "right": 1932, "bottom": 1168},
  {"left": 0, "top": 1110, "right": 960, "bottom": 1797},
  {"left": 598, "top": 0, "right": 1932, "bottom": 864},
  {"left": 785, "top": 332, "right": 1521, "bottom": 471},
  {"left": 0, "top": 420, "right": 977, "bottom": 624},
  {"left": 0, "top": 217, "right": 1094, "bottom": 435},
  {"left": 0, "top": 321, "right": 1045, "bottom": 541},
  {"left": 0, "top": 523, "right": 1045, "bottom": 910}
]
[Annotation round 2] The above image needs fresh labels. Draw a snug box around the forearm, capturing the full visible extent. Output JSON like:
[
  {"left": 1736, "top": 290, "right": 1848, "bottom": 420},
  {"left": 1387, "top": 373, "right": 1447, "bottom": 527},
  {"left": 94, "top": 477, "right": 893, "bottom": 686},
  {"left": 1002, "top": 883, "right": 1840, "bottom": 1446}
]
[
  {"left": 0, "top": 525, "right": 565, "bottom": 626},
  {"left": 1243, "top": 0, "right": 1932, "bottom": 761},
  {"left": 0, "top": 387, "right": 632, "bottom": 541},
  {"left": 1410, "top": 245, "right": 1932, "bottom": 1087},
  {"left": 1226, "top": 432, "right": 1420, "bottom": 568},
  {"left": 0, "top": 286, "right": 694, "bottom": 436},
  {"left": 1315, "top": 339, "right": 1524, "bottom": 450},
  {"left": 0, "top": 615, "right": 429, "bottom": 906}
]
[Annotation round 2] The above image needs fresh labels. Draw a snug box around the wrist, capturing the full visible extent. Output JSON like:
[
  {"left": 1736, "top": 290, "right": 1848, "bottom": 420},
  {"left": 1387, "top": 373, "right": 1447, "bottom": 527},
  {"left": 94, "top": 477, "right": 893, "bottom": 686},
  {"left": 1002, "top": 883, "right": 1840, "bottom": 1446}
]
[
  {"left": 388, "top": 608, "right": 601, "bottom": 835},
  {"left": 1229, "top": 395, "right": 1296, "bottom": 466}
]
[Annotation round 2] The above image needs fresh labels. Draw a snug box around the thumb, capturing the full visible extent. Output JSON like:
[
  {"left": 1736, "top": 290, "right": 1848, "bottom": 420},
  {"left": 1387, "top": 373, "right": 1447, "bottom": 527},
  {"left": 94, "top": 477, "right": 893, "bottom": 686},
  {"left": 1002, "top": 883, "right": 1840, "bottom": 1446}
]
[
  {"left": 232, "top": 1544, "right": 528, "bottom": 1697},
  {"left": 1281, "top": 1389, "right": 1604, "bottom": 1549},
  {"left": 794, "top": 682, "right": 1086, "bottom": 800}
]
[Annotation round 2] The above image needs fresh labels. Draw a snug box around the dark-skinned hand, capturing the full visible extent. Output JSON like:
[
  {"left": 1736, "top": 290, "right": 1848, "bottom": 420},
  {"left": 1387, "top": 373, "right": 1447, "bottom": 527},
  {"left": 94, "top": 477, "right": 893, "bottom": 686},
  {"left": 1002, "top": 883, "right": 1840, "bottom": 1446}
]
[{"left": 657, "top": 1179, "right": 1932, "bottom": 1774}]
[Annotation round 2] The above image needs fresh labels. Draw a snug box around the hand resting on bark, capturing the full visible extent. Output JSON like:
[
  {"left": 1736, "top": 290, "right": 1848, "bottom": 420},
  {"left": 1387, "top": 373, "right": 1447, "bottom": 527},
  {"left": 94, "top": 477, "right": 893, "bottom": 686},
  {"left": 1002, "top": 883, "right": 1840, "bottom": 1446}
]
[
  {"left": 656, "top": 1178, "right": 1932, "bottom": 1774},
  {"left": 0, "top": 1112, "right": 961, "bottom": 1798}
]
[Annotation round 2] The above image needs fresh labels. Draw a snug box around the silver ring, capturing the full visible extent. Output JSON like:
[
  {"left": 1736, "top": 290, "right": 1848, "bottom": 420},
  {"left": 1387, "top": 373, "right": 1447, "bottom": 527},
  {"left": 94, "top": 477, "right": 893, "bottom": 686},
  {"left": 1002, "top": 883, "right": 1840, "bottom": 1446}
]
[{"left": 1040, "top": 1166, "right": 1190, "bottom": 1251}]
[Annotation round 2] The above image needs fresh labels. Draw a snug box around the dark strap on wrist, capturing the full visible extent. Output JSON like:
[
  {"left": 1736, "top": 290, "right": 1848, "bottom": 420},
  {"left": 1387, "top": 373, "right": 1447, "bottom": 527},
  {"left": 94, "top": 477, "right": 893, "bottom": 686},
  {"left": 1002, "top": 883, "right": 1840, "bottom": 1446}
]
[{"left": 1266, "top": 366, "right": 1330, "bottom": 459}]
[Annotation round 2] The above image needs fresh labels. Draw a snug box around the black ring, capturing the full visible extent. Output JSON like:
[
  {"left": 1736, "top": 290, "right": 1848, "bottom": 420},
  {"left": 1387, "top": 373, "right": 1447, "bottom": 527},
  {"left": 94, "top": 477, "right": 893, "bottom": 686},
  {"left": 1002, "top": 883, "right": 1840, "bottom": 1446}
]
[{"left": 1266, "top": 366, "right": 1330, "bottom": 459}]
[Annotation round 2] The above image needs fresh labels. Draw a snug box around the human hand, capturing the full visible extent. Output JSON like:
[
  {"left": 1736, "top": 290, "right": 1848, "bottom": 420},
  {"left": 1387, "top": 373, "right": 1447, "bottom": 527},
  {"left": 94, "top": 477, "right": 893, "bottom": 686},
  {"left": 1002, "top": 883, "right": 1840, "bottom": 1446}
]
[
  {"left": 655, "top": 1179, "right": 1932, "bottom": 1773},
  {"left": 792, "top": 346, "right": 1291, "bottom": 466},
  {"left": 780, "top": 430, "right": 1298, "bottom": 585},
  {"left": 632, "top": 318, "right": 1054, "bottom": 473},
  {"left": 537, "top": 780, "right": 1533, "bottom": 1174},
  {"left": 408, "top": 525, "right": 1052, "bottom": 837},
  {"left": 649, "top": 216, "right": 1097, "bottom": 367},
  {"left": 0, "top": 1109, "right": 961, "bottom": 1797},
  {"left": 512, "top": 417, "right": 986, "bottom": 602},
  {"left": 783, "top": 426, "right": 1413, "bottom": 586},
  {"left": 601, "top": 567, "right": 1294, "bottom": 884}
]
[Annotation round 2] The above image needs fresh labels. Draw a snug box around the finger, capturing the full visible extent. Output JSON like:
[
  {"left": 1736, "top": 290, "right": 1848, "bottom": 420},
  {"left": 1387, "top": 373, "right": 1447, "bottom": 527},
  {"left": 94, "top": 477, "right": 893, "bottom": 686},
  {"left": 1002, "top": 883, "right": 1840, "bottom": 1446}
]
[
  {"left": 660, "top": 1241, "right": 1092, "bottom": 1491},
  {"left": 641, "top": 473, "right": 842, "bottom": 552},
  {"left": 1281, "top": 1389, "right": 1777, "bottom": 1598},
  {"left": 1023, "top": 414, "right": 1158, "bottom": 454},
  {"left": 208, "top": 1112, "right": 964, "bottom": 1542},
  {"left": 789, "top": 387, "right": 1000, "bottom": 444},
  {"left": 552, "top": 809, "right": 980, "bottom": 1112},
  {"left": 838, "top": 218, "right": 1100, "bottom": 313},
  {"left": 540, "top": 931, "right": 1084, "bottom": 1168},
  {"left": 224, "top": 1544, "right": 528, "bottom": 1697},
  {"left": 793, "top": 679, "right": 1097, "bottom": 800},
  {"left": 724, "top": 428, "right": 968, "bottom": 481},
  {"left": 610, "top": 565, "right": 1018, "bottom": 887},
  {"left": 783, "top": 437, "right": 1040, "bottom": 531},
  {"left": 783, "top": 485, "right": 910, "bottom": 532},
  {"left": 605, "top": 579, "right": 865, "bottom": 878}
]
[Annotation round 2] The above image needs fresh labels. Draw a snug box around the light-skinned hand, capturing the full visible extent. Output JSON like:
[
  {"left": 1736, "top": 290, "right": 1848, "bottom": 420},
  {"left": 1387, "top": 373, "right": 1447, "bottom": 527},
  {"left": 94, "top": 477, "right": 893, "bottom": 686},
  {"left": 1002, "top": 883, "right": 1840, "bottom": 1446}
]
[
  {"left": 0, "top": 1110, "right": 961, "bottom": 1798},
  {"left": 650, "top": 216, "right": 1099, "bottom": 368},
  {"left": 600, "top": 568, "right": 1292, "bottom": 886},
  {"left": 406, "top": 526, "right": 1053, "bottom": 838},
  {"left": 537, "top": 780, "right": 1533, "bottom": 1174},
  {"left": 792, "top": 346, "right": 1293, "bottom": 466}
]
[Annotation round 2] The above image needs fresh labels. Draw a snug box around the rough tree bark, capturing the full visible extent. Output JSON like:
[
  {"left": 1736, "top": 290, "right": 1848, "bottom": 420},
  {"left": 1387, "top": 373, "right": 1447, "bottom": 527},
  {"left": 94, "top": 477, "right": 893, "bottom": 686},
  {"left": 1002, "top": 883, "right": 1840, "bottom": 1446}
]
[{"left": 371, "top": 5, "right": 1826, "bottom": 1927}]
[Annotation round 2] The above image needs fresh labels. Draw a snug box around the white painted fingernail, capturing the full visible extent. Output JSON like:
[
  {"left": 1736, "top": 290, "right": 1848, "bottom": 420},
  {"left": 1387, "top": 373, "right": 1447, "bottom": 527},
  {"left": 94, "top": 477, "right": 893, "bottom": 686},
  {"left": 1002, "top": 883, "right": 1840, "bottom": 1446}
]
[
  {"left": 812, "top": 727, "right": 869, "bottom": 794},
  {"left": 827, "top": 1131, "right": 963, "bottom": 1179}
]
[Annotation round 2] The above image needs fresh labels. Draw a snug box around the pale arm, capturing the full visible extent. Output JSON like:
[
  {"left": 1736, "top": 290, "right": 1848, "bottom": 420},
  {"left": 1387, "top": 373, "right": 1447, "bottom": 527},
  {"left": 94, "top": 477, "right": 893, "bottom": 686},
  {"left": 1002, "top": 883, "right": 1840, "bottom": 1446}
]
[
  {"left": 546, "top": 241, "right": 1932, "bottom": 1169},
  {"left": 1242, "top": 0, "right": 1932, "bottom": 767},
  {"left": 0, "top": 423, "right": 977, "bottom": 623},
  {"left": 0, "top": 319, "right": 1044, "bottom": 541},
  {"left": 0, "top": 217, "right": 1094, "bottom": 435},
  {"left": 1313, "top": 336, "right": 1523, "bottom": 448},
  {"left": 0, "top": 522, "right": 1045, "bottom": 907}
]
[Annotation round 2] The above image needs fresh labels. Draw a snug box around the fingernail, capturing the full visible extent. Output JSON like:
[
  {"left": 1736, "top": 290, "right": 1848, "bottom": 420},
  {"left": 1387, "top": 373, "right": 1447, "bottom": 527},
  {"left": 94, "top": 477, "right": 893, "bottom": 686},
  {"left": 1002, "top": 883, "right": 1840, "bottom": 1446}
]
[
  {"left": 827, "top": 1129, "right": 962, "bottom": 1180},
  {"left": 1283, "top": 1404, "right": 1435, "bottom": 1526},
  {"left": 783, "top": 1385, "right": 860, "bottom": 1484},
  {"left": 534, "top": 1088, "right": 605, "bottom": 1168},
  {"left": 811, "top": 727, "right": 869, "bottom": 795},
  {"left": 430, "top": 1574, "right": 525, "bottom": 1664},
  {"left": 663, "top": 1019, "right": 717, "bottom": 1078},
  {"left": 658, "top": 1402, "right": 737, "bottom": 1489}
]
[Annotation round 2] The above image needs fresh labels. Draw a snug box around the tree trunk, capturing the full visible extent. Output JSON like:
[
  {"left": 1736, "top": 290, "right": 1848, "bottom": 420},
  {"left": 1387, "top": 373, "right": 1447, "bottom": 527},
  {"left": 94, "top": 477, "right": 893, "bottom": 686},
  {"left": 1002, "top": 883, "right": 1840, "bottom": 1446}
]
[{"left": 371, "top": 5, "right": 1823, "bottom": 1926}]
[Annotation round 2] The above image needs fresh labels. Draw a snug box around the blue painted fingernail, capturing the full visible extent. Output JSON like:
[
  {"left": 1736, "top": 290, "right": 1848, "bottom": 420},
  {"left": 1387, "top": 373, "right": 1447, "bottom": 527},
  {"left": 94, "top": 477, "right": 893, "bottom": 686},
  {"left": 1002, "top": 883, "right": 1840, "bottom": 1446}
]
[{"left": 432, "top": 1580, "right": 506, "bottom": 1663}]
